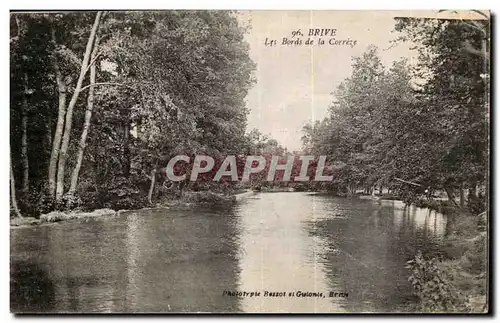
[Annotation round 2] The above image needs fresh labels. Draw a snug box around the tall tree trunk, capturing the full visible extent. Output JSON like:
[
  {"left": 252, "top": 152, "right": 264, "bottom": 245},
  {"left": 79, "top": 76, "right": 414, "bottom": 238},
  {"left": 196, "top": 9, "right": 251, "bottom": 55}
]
[
  {"left": 471, "top": 183, "right": 477, "bottom": 197},
  {"left": 21, "top": 74, "right": 29, "bottom": 194},
  {"left": 68, "top": 36, "right": 100, "bottom": 195},
  {"left": 148, "top": 169, "right": 156, "bottom": 205},
  {"left": 47, "top": 103, "right": 52, "bottom": 154},
  {"left": 10, "top": 158, "right": 22, "bottom": 218},
  {"left": 56, "top": 11, "right": 102, "bottom": 201},
  {"left": 445, "top": 186, "right": 461, "bottom": 209},
  {"left": 48, "top": 28, "right": 68, "bottom": 199},
  {"left": 459, "top": 183, "right": 465, "bottom": 208},
  {"left": 123, "top": 122, "right": 131, "bottom": 178}
]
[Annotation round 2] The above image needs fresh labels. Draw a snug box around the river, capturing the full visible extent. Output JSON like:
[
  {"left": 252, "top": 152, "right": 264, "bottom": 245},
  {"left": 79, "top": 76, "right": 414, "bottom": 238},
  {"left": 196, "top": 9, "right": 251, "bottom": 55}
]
[{"left": 10, "top": 192, "right": 448, "bottom": 313}]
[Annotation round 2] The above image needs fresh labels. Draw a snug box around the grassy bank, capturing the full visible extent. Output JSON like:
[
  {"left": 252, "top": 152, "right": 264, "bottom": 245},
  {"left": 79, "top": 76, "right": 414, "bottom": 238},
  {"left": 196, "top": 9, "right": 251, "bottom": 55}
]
[
  {"left": 404, "top": 208, "right": 488, "bottom": 313},
  {"left": 355, "top": 194, "right": 488, "bottom": 312}
]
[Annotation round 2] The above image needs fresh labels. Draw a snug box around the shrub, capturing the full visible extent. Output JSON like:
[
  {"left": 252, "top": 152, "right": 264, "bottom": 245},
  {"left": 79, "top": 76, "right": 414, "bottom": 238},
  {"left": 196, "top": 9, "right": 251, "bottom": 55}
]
[
  {"left": 459, "top": 233, "right": 487, "bottom": 276},
  {"left": 406, "top": 251, "right": 471, "bottom": 313},
  {"left": 37, "top": 191, "right": 55, "bottom": 215},
  {"left": 78, "top": 175, "right": 148, "bottom": 211},
  {"left": 60, "top": 193, "right": 82, "bottom": 211}
]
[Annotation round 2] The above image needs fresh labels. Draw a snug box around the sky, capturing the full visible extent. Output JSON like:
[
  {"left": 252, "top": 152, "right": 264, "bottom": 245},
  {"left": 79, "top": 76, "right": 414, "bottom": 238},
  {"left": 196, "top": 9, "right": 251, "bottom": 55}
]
[{"left": 239, "top": 10, "right": 418, "bottom": 151}]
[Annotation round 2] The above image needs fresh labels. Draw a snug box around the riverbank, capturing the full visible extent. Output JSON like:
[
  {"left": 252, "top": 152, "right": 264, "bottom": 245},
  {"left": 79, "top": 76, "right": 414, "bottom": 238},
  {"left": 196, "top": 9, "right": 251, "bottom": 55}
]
[
  {"left": 10, "top": 189, "right": 257, "bottom": 228},
  {"left": 10, "top": 208, "right": 119, "bottom": 228},
  {"left": 330, "top": 193, "right": 488, "bottom": 312},
  {"left": 403, "top": 209, "right": 488, "bottom": 313}
]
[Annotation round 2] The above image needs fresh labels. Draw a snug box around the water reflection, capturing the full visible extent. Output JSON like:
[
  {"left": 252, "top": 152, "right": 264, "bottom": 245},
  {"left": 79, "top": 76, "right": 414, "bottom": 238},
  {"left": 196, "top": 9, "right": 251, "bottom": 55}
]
[
  {"left": 10, "top": 193, "right": 447, "bottom": 313},
  {"left": 234, "top": 193, "right": 447, "bottom": 313},
  {"left": 120, "top": 208, "right": 241, "bottom": 312},
  {"left": 308, "top": 197, "right": 447, "bottom": 312},
  {"left": 11, "top": 207, "right": 241, "bottom": 313},
  {"left": 10, "top": 261, "right": 55, "bottom": 312},
  {"left": 392, "top": 202, "right": 447, "bottom": 237},
  {"left": 235, "top": 193, "right": 341, "bottom": 313}
]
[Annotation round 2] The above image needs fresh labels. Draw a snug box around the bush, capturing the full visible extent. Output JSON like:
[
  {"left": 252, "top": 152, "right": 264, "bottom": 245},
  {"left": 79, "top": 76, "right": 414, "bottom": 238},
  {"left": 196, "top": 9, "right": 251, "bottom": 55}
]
[
  {"left": 78, "top": 175, "right": 148, "bottom": 211},
  {"left": 459, "top": 233, "right": 487, "bottom": 276},
  {"left": 406, "top": 251, "right": 471, "bottom": 313},
  {"left": 37, "top": 191, "right": 55, "bottom": 215},
  {"left": 59, "top": 193, "right": 82, "bottom": 211},
  {"left": 468, "top": 193, "right": 486, "bottom": 215},
  {"left": 15, "top": 185, "right": 55, "bottom": 218},
  {"left": 18, "top": 187, "right": 87, "bottom": 217}
]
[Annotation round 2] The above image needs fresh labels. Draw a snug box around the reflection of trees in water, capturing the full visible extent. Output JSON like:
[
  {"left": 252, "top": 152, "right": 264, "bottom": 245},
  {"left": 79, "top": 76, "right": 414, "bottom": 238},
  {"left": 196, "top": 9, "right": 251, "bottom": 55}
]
[
  {"left": 307, "top": 202, "right": 448, "bottom": 312},
  {"left": 42, "top": 219, "right": 124, "bottom": 312},
  {"left": 123, "top": 207, "right": 242, "bottom": 312},
  {"left": 393, "top": 205, "right": 447, "bottom": 259},
  {"left": 234, "top": 193, "right": 344, "bottom": 313},
  {"left": 10, "top": 261, "right": 55, "bottom": 312},
  {"left": 397, "top": 204, "right": 448, "bottom": 237},
  {"left": 11, "top": 209, "right": 243, "bottom": 313}
]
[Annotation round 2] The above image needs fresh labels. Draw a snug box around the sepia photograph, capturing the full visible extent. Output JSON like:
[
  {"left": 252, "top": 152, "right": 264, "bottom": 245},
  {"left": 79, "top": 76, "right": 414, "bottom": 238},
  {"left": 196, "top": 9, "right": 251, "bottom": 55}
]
[{"left": 9, "top": 9, "right": 490, "bottom": 314}]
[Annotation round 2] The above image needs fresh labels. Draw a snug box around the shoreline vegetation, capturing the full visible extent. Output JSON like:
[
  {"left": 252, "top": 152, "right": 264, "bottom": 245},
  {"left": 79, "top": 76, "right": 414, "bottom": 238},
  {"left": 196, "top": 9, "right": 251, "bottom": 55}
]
[{"left": 402, "top": 210, "right": 487, "bottom": 313}]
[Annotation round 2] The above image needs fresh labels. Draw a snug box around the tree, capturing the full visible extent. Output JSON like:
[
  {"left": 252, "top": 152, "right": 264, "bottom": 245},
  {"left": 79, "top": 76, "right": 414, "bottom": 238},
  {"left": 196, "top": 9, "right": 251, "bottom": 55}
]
[
  {"left": 10, "top": 157, "right": 23, "bottom": 218},
  {"left": 394, "top": 15, "right": 489, "bottom": 208},
  {"left": 47, "top": 24, "right": 68, "bottom": 199},
  {"left": 68, "top": 35, "right": 100, "bottom": 195},
  {"left": 10, "top": 11, "right": 256, "bottom": 213},
  {"left": 55, "top": 11, "right": 103, "bottom": 200},
  {"left": 303, "top": 14, "right": 489, "bottom": 210}
]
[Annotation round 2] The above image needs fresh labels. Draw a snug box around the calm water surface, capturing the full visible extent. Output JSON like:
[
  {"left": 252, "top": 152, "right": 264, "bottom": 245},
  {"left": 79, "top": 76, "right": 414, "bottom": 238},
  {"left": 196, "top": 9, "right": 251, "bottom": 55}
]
[{"left": 10, "top": 192, "right": 448, "bottom": 313}]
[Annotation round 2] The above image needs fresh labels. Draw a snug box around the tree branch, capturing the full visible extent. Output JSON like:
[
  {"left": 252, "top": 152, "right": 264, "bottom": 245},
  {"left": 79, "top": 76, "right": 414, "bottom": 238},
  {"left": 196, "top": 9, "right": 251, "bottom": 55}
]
[
  {"left": 394, "top": 177, "right": 422, "bottom": 187},
  {"left": 445, "top": 187, "right": 462, "bottom": 209},
  {"left": 83, "top": 51, "right": 102, "bottom": 75},
  {"left": 462, "top": 39, "right": 489, "bottom": 63}
]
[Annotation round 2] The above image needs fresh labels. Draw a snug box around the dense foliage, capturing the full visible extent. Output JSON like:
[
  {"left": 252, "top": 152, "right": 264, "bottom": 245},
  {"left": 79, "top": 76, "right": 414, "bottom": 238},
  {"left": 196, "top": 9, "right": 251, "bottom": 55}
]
[
  {"left": 10, "top": 11, "right": 257, "bottom": 215},
  {"left": 302, "top": 17, "right": 489, "bottom": 212}
]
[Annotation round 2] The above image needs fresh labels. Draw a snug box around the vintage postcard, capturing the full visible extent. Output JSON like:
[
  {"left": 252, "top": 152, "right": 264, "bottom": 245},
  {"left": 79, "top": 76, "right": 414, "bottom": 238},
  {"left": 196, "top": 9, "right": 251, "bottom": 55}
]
[{"left": 9, "top": 9, "right": 490, "bottom": 314}]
